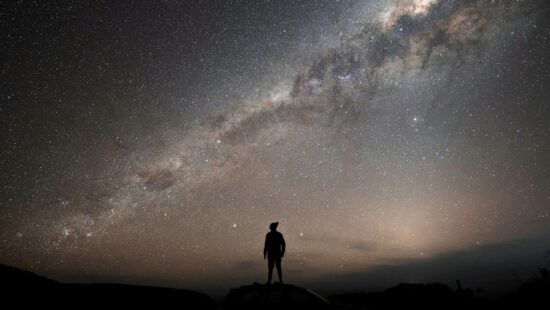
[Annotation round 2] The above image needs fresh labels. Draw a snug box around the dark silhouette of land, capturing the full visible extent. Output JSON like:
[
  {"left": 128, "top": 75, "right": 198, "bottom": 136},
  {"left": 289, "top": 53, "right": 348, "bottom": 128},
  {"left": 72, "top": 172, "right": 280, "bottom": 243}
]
[
  {"left": 1, "top": 263, "right": 549, "bottom": 309},
  {"left": 0, "top": 264, "right": 216, "bottom": 309},
  {"left": 264, "top": 222, "right": 286, "bottom": 285},
  {"left": 327, "top": 272, "right": 550, "bottom": 310},
  {"left": 221, "top": 282, "right": 356, "bottom": 310}
]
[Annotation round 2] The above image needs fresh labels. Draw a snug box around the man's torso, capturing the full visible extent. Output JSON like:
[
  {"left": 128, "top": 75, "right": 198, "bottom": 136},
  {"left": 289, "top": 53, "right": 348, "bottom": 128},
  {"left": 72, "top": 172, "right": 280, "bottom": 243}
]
[{"left": 265, "top": 231, "right": 283, "bottom": 257}]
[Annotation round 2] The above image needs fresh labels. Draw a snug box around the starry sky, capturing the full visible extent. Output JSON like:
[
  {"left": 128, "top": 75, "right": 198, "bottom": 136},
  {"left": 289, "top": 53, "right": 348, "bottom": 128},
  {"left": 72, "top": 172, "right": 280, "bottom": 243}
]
[{"left": 1, "top": 0, "right": 550, "bottom": 296}]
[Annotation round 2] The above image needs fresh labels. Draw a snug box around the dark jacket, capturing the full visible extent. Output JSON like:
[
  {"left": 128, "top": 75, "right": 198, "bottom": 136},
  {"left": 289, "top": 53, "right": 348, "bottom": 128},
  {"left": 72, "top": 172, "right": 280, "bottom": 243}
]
[{"left": 264, "top": 231, "right": 286, "bottom": 258}]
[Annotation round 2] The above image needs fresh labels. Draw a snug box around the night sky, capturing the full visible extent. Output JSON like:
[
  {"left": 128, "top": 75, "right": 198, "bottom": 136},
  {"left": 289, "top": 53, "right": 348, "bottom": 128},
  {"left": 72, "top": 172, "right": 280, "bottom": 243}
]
[{"left": 1, "top": 0, "right": 549, "bottom": 296}]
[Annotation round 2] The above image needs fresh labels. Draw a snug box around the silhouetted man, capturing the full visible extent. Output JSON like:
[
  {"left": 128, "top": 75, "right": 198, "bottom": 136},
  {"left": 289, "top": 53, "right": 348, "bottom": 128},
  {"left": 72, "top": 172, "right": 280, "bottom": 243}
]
[{"left": 264, "top": 222, "right": 285, "bottom": 284}]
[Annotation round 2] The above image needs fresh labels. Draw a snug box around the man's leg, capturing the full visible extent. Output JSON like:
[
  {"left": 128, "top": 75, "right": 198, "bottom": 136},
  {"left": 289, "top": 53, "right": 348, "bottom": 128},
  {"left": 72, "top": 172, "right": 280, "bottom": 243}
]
[
  {"left": 276, "top": 257, "right": 282, "bottom": 284},
  {"left": 267, "top": 256, "right": 274, "bottom": 284}
]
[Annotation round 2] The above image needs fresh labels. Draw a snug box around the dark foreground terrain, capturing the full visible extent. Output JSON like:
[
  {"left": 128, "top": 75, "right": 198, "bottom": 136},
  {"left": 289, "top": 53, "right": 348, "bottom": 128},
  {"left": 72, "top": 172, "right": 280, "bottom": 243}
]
[
  {"left": 1, "top": 264, "right": 548, "bottom": 309},
  {"left": 0, "top": 264, "right": 217, "bottom": 309},
  {"left": 327, "top": 279, "right": 550, "bottom": 310}
]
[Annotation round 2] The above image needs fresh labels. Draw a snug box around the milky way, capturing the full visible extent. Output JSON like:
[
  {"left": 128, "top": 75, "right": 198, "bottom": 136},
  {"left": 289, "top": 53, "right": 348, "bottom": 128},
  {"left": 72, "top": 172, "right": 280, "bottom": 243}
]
[{"left": 1, "top": 0, "right": 549, "bottom": 294}]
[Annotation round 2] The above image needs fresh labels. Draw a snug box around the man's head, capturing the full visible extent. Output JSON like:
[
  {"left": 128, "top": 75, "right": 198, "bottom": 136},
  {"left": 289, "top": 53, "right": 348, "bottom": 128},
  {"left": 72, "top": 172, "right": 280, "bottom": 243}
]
[{"left": 269, "top": 222, "right": 279, "bottom": 231}]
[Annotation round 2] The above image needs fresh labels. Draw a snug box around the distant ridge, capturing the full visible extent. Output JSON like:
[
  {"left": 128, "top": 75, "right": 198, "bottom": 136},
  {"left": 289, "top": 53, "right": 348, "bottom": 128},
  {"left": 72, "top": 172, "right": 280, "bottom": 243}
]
[
  {"left": 1, "top": 264, "right": 59, "bottom": 286},
  {"left": 0, "top": 264, "right": 216, "bottom": 309}
]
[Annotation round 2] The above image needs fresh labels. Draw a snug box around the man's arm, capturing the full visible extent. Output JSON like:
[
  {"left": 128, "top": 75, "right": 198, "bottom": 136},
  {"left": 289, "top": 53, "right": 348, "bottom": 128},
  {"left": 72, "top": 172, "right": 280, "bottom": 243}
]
[
  {"left": 281, "top": 234, "right": 286, "bottom": 257},
  {"left": 263, "top": 234, "right": 268, "bottom": 259}
]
